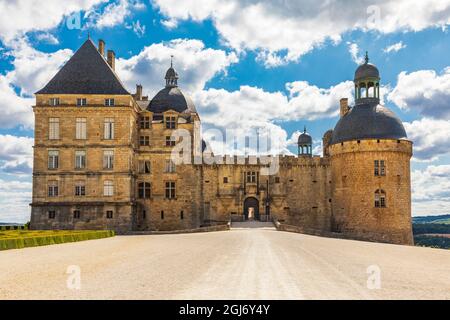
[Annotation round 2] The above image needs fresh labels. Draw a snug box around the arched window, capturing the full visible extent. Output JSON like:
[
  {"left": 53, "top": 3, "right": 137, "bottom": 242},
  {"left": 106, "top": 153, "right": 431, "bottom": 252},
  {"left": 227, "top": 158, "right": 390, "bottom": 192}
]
[
  {"left": 138, "top": 182, "right": 151, "bottom": 199},
  {"left": 375, "top": 189, "right": 386, "bottom": 208}
]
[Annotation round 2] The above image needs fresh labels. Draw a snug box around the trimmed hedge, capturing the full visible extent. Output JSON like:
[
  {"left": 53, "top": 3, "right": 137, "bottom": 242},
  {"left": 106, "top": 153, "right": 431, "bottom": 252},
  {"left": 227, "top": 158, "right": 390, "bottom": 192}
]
[
  {"left": 0, "top": 230, "right": 115, "bottom": 251},
  {"left": 0, "top": 225, "right": 27, "bottom": 231}
]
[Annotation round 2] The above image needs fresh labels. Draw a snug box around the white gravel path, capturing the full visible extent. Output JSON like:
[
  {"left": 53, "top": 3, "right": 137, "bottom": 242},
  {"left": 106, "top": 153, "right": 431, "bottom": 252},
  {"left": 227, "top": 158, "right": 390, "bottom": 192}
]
[{"left": 1, "top": 222, "right": 449, "bottom": 299}]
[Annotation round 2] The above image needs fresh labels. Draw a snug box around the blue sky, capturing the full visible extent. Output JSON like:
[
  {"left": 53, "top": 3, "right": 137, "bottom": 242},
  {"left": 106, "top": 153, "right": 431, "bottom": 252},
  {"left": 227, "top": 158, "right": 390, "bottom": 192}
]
[{"left": 0, "top": 0, "right": 450, "bottom": 222}]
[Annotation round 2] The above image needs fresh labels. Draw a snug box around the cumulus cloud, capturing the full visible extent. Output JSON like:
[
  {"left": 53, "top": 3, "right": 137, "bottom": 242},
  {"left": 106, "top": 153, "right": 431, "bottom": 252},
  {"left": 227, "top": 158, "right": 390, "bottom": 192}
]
[
  {"left": 404, "top": 118, "right": 450, "bottom": 162},
  {"left": 0, "top": 0, "right": 104, "bottom": 44},
  {"left": 0, "top": 135, "right": 34, "bottom": 175},
  {"left": 0, "top": 178, "right": 32, "bottom": 223},
  {"left": 116, "top": 39, "right": 238, "bottom": 97},
  {"left": 86, "top": 0, "right": 146, "bottom": 29},
  {"left": 152, "top": 0, "right": 450, "bottom": 66},
  {"left": 347, "top": 42, "right": 365, "bottom": 65},
  {"left": 412, "top": 165, "right": 450, "bottom": 216},
  {"left": 388, "top": 67, "right": 450, "bottom": 119},
  {"left": 383, "top": 41, "right": 406, "bottom": 53}
]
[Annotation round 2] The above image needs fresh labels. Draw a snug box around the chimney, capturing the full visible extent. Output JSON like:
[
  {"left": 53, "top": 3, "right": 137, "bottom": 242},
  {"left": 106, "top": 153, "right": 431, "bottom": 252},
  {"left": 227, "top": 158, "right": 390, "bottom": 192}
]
[
  {"left": 136, "top": 84, "right": 143, "bottom": 100},
  {"left": 98, "top": 39, "right": 105, "bottom": 56},
  {"left": 107, "top": 50, "right": 115, "bottom": 71},
  {"left": 340, "top": 98, "right": 349, "bottom": 117}
]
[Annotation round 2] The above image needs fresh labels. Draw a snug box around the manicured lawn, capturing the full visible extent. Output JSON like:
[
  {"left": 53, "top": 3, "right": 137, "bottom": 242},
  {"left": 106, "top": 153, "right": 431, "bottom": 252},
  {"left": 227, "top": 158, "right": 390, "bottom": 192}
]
[{"left": 0, "top": 230, "right": 115, "bottom": 251}]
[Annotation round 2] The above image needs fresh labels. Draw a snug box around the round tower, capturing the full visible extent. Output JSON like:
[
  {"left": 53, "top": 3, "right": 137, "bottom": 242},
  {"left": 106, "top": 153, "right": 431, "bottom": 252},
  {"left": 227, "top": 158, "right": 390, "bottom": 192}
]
[{"left": 329, "top": 53, "right": 413, "bottom": 245}]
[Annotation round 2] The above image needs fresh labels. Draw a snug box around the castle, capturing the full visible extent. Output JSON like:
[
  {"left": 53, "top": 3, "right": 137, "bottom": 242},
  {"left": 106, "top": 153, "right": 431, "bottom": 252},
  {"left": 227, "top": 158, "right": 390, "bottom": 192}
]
[{"left": 30, "top": 39, "right": 413, "bottom": 245}]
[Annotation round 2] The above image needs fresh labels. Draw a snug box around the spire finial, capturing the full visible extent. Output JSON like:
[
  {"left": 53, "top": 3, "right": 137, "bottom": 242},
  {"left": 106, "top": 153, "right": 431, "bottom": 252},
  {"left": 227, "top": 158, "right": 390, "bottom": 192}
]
[
  {"left": 88, "top": 31, "right": 90, "bottom": 40},
  {"left": 170, "top": 55, "right": 174, "bottom": 68},
  {"left": 364, "top": 51, "right": 369, "bottom": 64},
  {"left": 304, "top": 126, "right": 306, "bottom": 133}
]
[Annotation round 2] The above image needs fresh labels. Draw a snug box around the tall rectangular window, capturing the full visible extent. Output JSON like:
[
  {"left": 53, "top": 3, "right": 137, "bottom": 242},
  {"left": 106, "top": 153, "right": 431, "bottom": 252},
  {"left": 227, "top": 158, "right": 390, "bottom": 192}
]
[
  {"left": 75, "top": 150, "right": 86, "bottom": 169},
  {"left": 75, "top": 181, "right": 85, "bottom": 196},
  {"left": 165, "top": 116, "right": 176, "bottom": 129},
  {"left": 104, "top": 118, "right": 114, "bottom": 139},
  {"left": 48, "top": 150, "right": 59, "bottom": 169},
  {"left": 49, "top": 118, "right": 59, "bottom": 140},
  {"left": 140, "top": 116, "right": 150, "bottom": 129},
  {"left": 76, "top": 98, "right": 87, "bottom": 106},
  {"left": 49, "top": 98, "right": 59, "bottom": 106},
  {"left": 73, "top": 210, "right": 81, "bottom": 219},
  {"left": 165, "top": 136, "right": 176, "bottom": 147},
  {"left": 103, "top": 150, "right": 114, "bottom": 169},
  {"left": 374, "top": 160, "right": 386, "bottom": 176},
  {"left": 165, "top": 181, "right": 176, "bottom": 199},
  {"left": 164, "top": 159, "right": 176, "bottom": 173},
  {"left": 138, "top": 182, "right": 151, "bottom": 199},
  {"left": 48, "top": 181, "right": 58, "bottom": 197},
  {"left": 138, "top": 160, "right": 151, "bottom": 173},
  {"left": 139, "top": 136, "right": 150, "bottom": 146},
  {"left": 105, "top": 98, "right": 115, "bottom": 106},
  {"left": 75, "top": 118, "right": 87, "bottom": 139},
  {"left": 106, "top": 210, "right": 113, "bottom": 219},
  {"left": 104, "top": 180, "right": 114, "bottom": 196},
  {"left": 246, "top": 171, "right": 257, "bottom": 183}
]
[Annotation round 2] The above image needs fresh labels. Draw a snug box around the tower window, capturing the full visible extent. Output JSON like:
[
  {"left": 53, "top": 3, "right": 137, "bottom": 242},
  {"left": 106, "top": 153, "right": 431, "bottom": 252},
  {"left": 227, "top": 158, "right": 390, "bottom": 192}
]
[
  {"left": 275, "top": 177, "right": 280, "bottom": 183},
  {"left": 180, "top": 210, "right": 184, "bottom": 220},
  {"left": 48, "top": 211, "right": 56, "bottom": 219},
  {"left": 246, "top": 171, "right": 257, "bottom": 183},
  {"left": 165, "top": 159, "right": 176, "bottom": 173},
  {"left": 165, "top": 136, "right": 176, "bottom": 147},
  {"left": 49, "top": 118, "right": 60, "bottom": 140},
  {"left": 223, "top": 177, "right": 228, "bottom": 183},
  {"left": 75, "top": 118, "right": 87, "bottom": 139},
  {"left": 75, "top": 181, "right": 86, "bottom": 196},
  {"left": 106, "top": 210, "right": 113, "bottom": 219},
  {"left": 103, "top": 180, "right": 114, "bottom": 196},
  {"left": 75, "top": 150, "right": 86, "bottom": 169},
  {"left": 374, "top": 160, "right": 385, "bottom": 176},
  {"left": 142, "top": 210, "right": 146, "bottom": 219},
  {"left": 138, "top": 160, "right": 151, "bottom": 173},
  {"left": 76, "top": 98, "right": 87, "bottom": 106},
  {"left": 48, "top": 181, "right": 58, "bottom": 197},
  {"left": 103, "top": 150, "right": 114, "bottom": 169},
  {"left": 139, "top": 136, "right": 150, "bottom": 146},
  {"left": 375, "top": 189, "right": 386, "bottom": 208},
  {"left": 104, "top": 118, "right": 115, "bottom": 139},
  {"left": 48, "top": 150, "right": 59, "bottom": 169},
  {"left": 49, "top": 98, "right": 60, "bottom": 106},
  {"left": 165, "top": 181, "right": 176, "bottom": 199},
  {"left": 140, "top": 116, "right": 150, "bottom": 129},
  {"left": 73, "top": 210, "right": 81, "bottom": 219},
  {"left": 161, "top": 211, "right": 164, "bottom": 219},
  {"left": 104, "top": 98, "right": 115, "bottom": 106},
  {"left": 165, "top": 116, "right": 176, "bottom": 129}
]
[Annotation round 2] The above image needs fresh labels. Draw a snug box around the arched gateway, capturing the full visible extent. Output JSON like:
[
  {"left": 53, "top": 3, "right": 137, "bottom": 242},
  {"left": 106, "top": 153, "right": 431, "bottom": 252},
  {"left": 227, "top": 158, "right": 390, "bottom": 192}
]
[{"left": 243, "top": 197, "right": 259, "bottom": 220}]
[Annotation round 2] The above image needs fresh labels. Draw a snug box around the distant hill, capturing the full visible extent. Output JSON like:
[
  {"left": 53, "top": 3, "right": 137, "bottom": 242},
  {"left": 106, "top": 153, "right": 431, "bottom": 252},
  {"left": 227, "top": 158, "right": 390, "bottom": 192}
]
[
  {"left": 0, "top": 222, "right": 23, "bottom": 226},
  {"left": 413, "top": 214, "right": 450, "bottom": 224}
]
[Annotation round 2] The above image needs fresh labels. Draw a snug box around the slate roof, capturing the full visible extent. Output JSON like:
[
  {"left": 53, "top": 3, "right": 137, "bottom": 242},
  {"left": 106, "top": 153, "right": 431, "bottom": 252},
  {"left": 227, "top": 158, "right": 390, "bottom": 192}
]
[
  {"left": 331, "top": 99, "right": 408, "bottom": 144},
  {"left": 36, "top": 39, "right": 129, "bottom": 95},
  {"left": 147, "top": 86, "right": 197, "bottom": 114}
]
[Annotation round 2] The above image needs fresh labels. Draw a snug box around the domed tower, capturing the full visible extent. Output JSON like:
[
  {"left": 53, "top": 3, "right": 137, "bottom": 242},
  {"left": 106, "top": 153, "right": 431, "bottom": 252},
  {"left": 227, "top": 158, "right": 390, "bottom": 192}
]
[
  {"left": 298, "top": 127, "right": 312, "bottom": 156},
  {"left": 329, "top": 53, "right": 413, "bottom": 245}
]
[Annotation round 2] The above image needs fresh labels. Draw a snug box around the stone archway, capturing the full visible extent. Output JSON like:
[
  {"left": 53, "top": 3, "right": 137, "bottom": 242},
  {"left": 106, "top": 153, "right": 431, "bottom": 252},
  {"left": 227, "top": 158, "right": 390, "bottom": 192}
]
[{"left": 244, "top": 197, "right": 259, "bottom": 221}]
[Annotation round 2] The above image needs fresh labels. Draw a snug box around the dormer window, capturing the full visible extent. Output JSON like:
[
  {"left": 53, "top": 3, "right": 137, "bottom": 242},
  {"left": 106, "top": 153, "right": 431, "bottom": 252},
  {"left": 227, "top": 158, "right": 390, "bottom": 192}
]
[
  {"left": 105, "top": 98, "right": 115, "bottom": 106},
  {"left": 165, "top": 116, "right": 176, "bottom": 129},
  {"left": 77, "top": 98, "right": 87, "bottom": 106},
  {"left": 49, "top": 98, "right": 60, "bottom": 106}
]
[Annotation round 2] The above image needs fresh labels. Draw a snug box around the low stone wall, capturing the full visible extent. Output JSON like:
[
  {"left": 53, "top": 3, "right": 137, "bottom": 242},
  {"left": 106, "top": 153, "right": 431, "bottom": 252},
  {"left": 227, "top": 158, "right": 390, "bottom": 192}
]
[{"left": 121, "top": 223, "right": 230, "bottom": 235}]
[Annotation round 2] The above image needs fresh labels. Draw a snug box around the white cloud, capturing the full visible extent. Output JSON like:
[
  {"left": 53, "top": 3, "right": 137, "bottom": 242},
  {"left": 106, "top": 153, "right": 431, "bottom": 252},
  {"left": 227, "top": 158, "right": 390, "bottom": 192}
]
[
  {"left": 0, "top": 0, "right": 104, "bottom": 44},
  {"left": 383, "top": 41, "right": 406, "bottom": 53},
  {"left": 347, "top": 42, "right": 365, "bottom": 65},
  {"left": 152, "top": 0, "right": 450, "bottom": 66},
  {"left": 0, "top": 135, "right": 34, "bottom": 175},
  {"left": 0, "top": 76, "right": 34, "bottom": 129},
  {"left": 404, "top": 118, "right": 450, "bottom": 162},
  {"left": 129, "top": 20, "right": 146, "bottom": 37},
  {"left": 86, "top": 0, "right": 146, "bottom": 29},
  {"left": 34, "top": 32, "right": 59, "bottom": 45},
  {"left": 0, "top": 178, "right": 32, "bottom": 223},
  {"left": 116, "top": 39, "right": 238, "bottom": 97},
  {"left": 388, "top": 67, "right": 450, "bottom": 119},
  {"left": 412, "top": 165, "right": 450, "bottom": 216}
]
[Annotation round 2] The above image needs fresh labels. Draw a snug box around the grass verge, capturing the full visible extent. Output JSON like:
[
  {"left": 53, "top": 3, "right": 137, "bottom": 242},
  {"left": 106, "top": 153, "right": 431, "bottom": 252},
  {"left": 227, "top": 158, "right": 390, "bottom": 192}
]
[{"left": 0, "top": 230, "right": 115, "bottom": 251}]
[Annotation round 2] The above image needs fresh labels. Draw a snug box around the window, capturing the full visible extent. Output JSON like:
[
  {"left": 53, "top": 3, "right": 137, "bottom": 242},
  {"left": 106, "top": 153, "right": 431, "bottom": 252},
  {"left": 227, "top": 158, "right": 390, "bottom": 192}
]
[
  {"left": 142, "top": 210, "right": 146, "bottom": 219},
  {"left": 138, "top": 160, "right": 151, "bottom": 174},
  {"left": 246, "top": 171, "right": 257, "bottom": 183},
  {"left": 106, "top": 210, "right": 113, "bottom": 219},
  {"left": 138, "top": 182, "right": 151, "bottom": 199},
  {"left": 375, "top": 189, "right": 386, "bottom": 208},
  {"left": 76, "top": 98, "right": 87, "bottom": 106},
  {"left": 75, "top": 150, "right": 86, "bottom": 169},
  {"left": 180, "top": 210, "right": 184, "bottom": 220},
  {"left": 275, "top": 177, "right": 280, "bottom": 183},
  {"left": 75, "top": 118, "right": 87, "bottom": 139},
  {"left": 104, "top": 118, "right": 114, "bottom": 139},
  {"left": 165, "top": 136, "right": 176, "bottom": 147},
  {"left": 48, "top": 150, "right": 59, "bottom": 169},
  {"left": 165, "top": 181, "right": 176, "bottom": 199},
  {"left": 48, "top": 211, "right": 56, "bottom": 219},
  {"left": 374, "top": 160, "right": 386, "bottom": 176},
  {"left": 104, "top": 180, "right": 114, "bottom": 196},
  {"left": 75, "top": 181, "right": 86, "bottom": 196},
  {"left": 139, "top": 136, "right": 150, "bottom": 146},
  {"left": 161, "top": 211, "right": 164, "bottom": 220},
  {"left": 49, "top": 98, "right": 59, "bottom": 106},
  {"left": 103, "top": 150, "right": 114, "bottom": 169},
  {"left": 164, "top": 159, "right": 176, "bottom": 173},
  {"left": 165, "top": 116, "right": 176, "bottom": 129},
  {"left": 140, "top": 116, "right": 150, "bottom": 129},
  {"left": 73, "top": 210, "right": 81, "bottom": 219},
  {"left": 223, "top": 177, "right": 228, "bottom": 183},
  {"left": 48, "top": 181, "right": 58, "bottom": 197},
  {"left": 105, "top": 98, "right": 115, "bottom": 106},
  {"left": 49, "top": 118, "right": 59, "bottom": 139}
]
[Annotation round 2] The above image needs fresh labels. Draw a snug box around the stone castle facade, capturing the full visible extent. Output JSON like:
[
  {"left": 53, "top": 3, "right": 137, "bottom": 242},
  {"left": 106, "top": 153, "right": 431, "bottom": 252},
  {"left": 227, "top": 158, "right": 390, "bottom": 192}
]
[{"left": 30, "top": 40, "right": 413, "bottom": 245}]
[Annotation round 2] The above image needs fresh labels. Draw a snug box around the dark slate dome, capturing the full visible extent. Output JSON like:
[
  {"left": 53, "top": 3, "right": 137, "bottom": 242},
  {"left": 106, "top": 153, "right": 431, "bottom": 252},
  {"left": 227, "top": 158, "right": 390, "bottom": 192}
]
[
  {"left": 147, "top": 62, "right": 196, "bottom": 114},
  {"left": 298, "top": 128, "right": 312, "bottom": 144},
  {"left": 147, "top": 86, "right": 196, "bottom": 113},
  {"left": 331, "top": 100, "right": 407, "bottom": 144}
]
